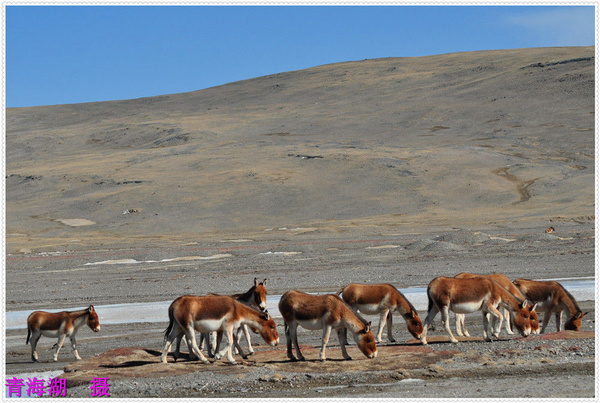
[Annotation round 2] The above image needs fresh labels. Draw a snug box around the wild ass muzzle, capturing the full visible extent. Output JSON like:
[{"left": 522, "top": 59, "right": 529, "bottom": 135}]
[
  {"left": 26, "top": 305, "right": 100, "bottom": 362},
  {"left": 278, "top": 290, "right": 377, "bottom": 361},
  {"left": 161, "top": 295, "right": 278, "bottom": 365},
  {"left": 513, "top": 278, "right": 588, "bottom": 333},
  {"left": 420, "top": 277, "right": 534, "bottom": 345},
  {"left": 173, "top": 278, "right": 268, "bottom": 359},
  {"left": 338, "top": 283, "right": 423, "bottom": 342},
  {"left": 453, "top": 273, "right": 540, "bottom": 336}
]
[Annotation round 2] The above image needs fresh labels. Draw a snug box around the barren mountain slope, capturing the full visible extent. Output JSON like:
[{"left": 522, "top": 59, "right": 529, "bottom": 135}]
[{"left": 6, "top": 47, "right": 595, "bottom": 253}]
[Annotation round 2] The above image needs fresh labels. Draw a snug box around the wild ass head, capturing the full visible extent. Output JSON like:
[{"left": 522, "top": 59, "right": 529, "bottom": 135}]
[
  {"left": 354, "top": 322, "right": 377, "bottom": 359},
  {"left": 510, "top": 300, "right": 535, "bottom": 337},
  {"left": 565, "top": 311, "right": 588, "bottom": 331},
  {"left": 87, "top": 305, "right": 101, "bottom": 332},
  {"left": 404, "top": 310, "right": 424, "bottom": 339},
  {"left": 253, "top": 278, "right": 268, "bottom": 311},
  {"left": 254, "top": 310, "right": 279, "bottom": 346}
]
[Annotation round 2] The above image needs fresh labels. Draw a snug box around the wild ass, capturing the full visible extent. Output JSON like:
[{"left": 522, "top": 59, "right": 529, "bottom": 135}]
[
  {"left": 161, "top": 295, "right": 278, "bottom": 365},
  {"left": 278, "top": 290, "right": 377, "bottom": 361},
  {"left": 174, "top": 278, "right": 268, "bottom": 358},
  {"left": 420, "top": 277, "right": 534, "bottom": 345},
  {"left": 337, "top": 283, "right": 423, "bottom": 342},
  {"left": 454, "top": 273, "right": 540, "bottom": 336},
  {"left": 513, "top": 278, "right": 588, "bottom": 333},
  {"left": 26, "top": 305, "right": 100, "bottom": 362}
]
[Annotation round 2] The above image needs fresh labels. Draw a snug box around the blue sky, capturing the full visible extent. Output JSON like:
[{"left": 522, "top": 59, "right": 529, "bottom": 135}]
[{"left": 5, "top": 5, "right": 596, "bottom": 108}]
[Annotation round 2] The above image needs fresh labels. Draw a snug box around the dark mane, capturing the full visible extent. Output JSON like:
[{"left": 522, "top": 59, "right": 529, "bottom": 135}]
[
  {"left": 392, "top": 285, "right": 419, "bottom": 313},
  {"left": 556, "top": 282, "right": 581, "bottom": 313},
  {"left": 232, "top": 285, "right": 256, "bottom": 304}
]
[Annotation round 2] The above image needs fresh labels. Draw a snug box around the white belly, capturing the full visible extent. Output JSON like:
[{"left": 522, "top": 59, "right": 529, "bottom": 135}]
[
  {"left": 297, "top": 318, "right": 324, "bottom": 331},
  {"left": 450, "top": 301, "right": 484, "bottom": 314},
  {"left": 193, "top": 319, "right": 225, "bottom": 332},
  {"left": 356, "top": 304, "right": 382, "bottom": 315},
  {"left": 40, "top": 329, "right": 61, "bottom": 338}
]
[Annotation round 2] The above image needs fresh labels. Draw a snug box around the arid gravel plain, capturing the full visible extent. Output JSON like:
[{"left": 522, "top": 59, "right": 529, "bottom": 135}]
[{"left": 5, "top": 46, "right": 596, "bottom": 399}]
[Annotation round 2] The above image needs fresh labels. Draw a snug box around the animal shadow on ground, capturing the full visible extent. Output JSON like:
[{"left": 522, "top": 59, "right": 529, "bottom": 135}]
[{"left": 99, "top": 349, "right": 162, "bottom": 368}]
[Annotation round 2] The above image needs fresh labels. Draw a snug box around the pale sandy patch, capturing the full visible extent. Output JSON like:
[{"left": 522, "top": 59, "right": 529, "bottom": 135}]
[{"left": 55, "top": 218, "right": 96, "bottom": 227}]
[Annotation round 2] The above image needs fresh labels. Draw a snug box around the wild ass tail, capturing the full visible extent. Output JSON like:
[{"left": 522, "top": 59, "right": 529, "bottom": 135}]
[
  {"left": 426, "top": 285, "right": 434, "bottom": 314},
  {"left": 164, "top": 306, "right": 175, "bottom": 342},
  {"left": 26, "top": 327, "right": 31, "bottom": 345}
]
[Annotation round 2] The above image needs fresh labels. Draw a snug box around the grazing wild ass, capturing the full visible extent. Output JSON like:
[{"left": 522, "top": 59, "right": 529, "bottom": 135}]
[
  {"left": 174, "top": 278, "right": 268, "bottom": 359},
  {"left": 278, "top": 290, "right": 377, "bottom": 361},
  {"left": 420, "top": 277, "right": 534, "bottom": 345},
  {"left": 26, "top": 305, "right": 100, "bottom": 362},
  {"left": 513, "top": 278, "right": 588, "bottom": 333},
  {"left": 337, "top": 283, "right": 423, "bottom": 342},
  {"left": 161, "top": 295, "right": 278, "bottom": 365},
  {"left": 453, "top": 273, "right": 540, "bottom": 336}
]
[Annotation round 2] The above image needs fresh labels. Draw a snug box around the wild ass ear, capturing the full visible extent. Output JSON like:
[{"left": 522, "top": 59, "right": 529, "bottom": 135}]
[
  {"left": 365, "top": 321, "right": 372, "bottom": 333},
  {"left": 262, "top": 310, "right": 270, "bottom": 320},
  {"left": 520, "top": 299, "right": 530, "bottom": 309},
  {"left": 408, "top": 310, "right": 416, "bottom": 319},
  {"left": 254, "top": 277, "right": 259, "bottom": 287},
  {"left": 529, "top": 303, "right": 538, "bottom": 312},
  {"left": 262, "top": 278, "right": 268, "bottom": 286},
  {"left": 88, "top": 305, "right": 95, "bottom": 312},
  {"left": 575, "top": 311, "right": 588, "bottom": 319}
]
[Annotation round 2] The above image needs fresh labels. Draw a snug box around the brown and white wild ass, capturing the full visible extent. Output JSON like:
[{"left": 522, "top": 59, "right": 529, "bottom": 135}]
[
  {"left": 513, "top": 278, "right": 588, "bottom": 333},
  {"left": 453, "top": 273, "right": 540, "bottom": 336},
  {"left": 278, "top": 290, "right": 377, "bottom": 361},
  {"left": 337, "top": 283, "right": 423, "bottom": 342},
  {"left": 174, "top": 278, "right": 268, "bottom": 358},
  {"left": 161, "top": 295, "right": 278, "bottom": 365},
  {"left": 26, "top": 305, "right": 101, "bottom": 362},
  {"left": 420, "top": 277, "right": 534, "bottom": 345}
]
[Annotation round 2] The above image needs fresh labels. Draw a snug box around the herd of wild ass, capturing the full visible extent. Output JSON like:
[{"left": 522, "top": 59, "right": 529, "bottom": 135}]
[{"left": 26, "top": 274, "right": 587, "bottom": 364}]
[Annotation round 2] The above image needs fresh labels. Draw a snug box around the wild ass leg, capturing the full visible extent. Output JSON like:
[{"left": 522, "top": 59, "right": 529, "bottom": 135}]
[
  {"left": 29, "top": 330, "right": 42, "bottom": 362},
  {"left": 483, "top": 306, "right": 503, "bottom": 342},
  {"left": 540, "top": 309, "right": 553, "bottom": 334},
  {"left": 319, "top": 325, "right": 332, "bottom": 361},
  {"left": 69, "top": 335, "right": 82, "bottom": 360},
  {"left": 285, "top": 322, "right": 305, "bottom": 361},
  {"left": 173, "top": 333, "right": 187, "bottom": 361},
  {"left": 161, "top": 321, "right": 183, "bottom": 363},
  {"left": 502, "top": 308, "right": 514, "bottom": 335},
  {"left": 183, "top": 325, "right": 209, "bottom": 363},
  {"left": 217, "top": 329, "right": 247, "bottom": 360},
  {"left": 215, "top": 326, "right": 237, "bottom": 364},
  {"left": 440, "top": 306, "right": 458, "bottom": 343},
  {"left": 386, "top": 311, "right": 396, "bottom": 343},
  {"left": 376, "top": 309, "right": 390, "bottom": 343},
  {"left": 240, "top": 324, "right": 255, "bottom": 355},
  {"left": 420, "top": 304, "right": 440, "bottom": 345},
  {"left": 337, "top": 329, "right": 352, "bottom": 360},
  {"left": 455, "top": 313, "right": 469, "bottom": 337},
  {"left": 555, "top": 310, "right": 564, "bottom": 332},
  {"left": 53, "top": 334, "right": 67, "bottom": 361}
]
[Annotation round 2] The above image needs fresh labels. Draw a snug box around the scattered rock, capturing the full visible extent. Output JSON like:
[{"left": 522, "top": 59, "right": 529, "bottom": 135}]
[{"left": 391, "top": 368, "right": 411, "bottom": 380}]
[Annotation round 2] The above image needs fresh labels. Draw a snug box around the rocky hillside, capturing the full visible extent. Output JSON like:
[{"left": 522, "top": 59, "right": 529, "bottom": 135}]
[{"left": 6, "top": 46, "right": 595, "bottom": 253}]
